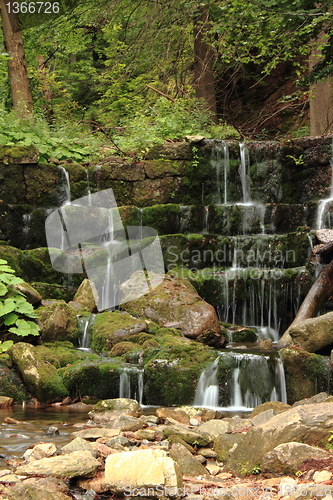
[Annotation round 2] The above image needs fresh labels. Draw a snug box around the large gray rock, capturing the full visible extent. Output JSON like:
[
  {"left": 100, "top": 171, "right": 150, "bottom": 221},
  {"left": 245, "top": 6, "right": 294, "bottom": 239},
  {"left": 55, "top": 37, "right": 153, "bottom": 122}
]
[
  {"left": 261, "top": 442, "right": 331, "bottom": 474},
  {"left": 163, "top": 423, "right": 213, "bottom": 446},
  {"left": 289, "top": 311, "right": 333, "bottom": 352},
  {"left": 104, "top": 449, "right": 183, "bottom": 498},
  {"left": 226, "top": 402, "right": 333, "bottom": 476},
  {"left": 15, "top": 450, "right": 99, "bottom": 479},
  {"left": 89, "top": 398, "right": 142, "bottom": 419},
  {"left": 197, "top": 419, "right": 230, "bottom": 437},
  {"left": 120, "top": 274, "right": 221, "bottom": 340}
]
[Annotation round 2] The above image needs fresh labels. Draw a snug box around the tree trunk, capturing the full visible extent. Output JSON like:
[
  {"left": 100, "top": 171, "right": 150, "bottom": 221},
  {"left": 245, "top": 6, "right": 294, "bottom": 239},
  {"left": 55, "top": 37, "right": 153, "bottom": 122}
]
[
  {"left": 0, "top": 0, "right": 33, "bottom": 114},
  {"left": 309, "top": 33, "right": 333, "bottom": 136},
  {"left": 277, "top": 259, "right": 333, "bottom": 347},
  {"left": 193, "top": 6, "right": 217, "bottom": 122}
]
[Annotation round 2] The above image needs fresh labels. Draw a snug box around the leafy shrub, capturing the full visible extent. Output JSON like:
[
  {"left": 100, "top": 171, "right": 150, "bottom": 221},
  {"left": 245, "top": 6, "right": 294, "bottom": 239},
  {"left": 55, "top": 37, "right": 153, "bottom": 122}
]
[{"left": 0, "top": 259, "right": 40, "bottom": 351}]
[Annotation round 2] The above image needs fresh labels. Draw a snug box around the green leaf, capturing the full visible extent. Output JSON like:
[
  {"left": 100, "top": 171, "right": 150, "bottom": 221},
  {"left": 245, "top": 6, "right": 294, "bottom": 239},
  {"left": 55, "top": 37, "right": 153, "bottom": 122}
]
[
  {"left": 0, "top": 299, "right": 16, "bottom": 317},
  {"left": 0, "top": 283, "right": 8, "bottom": 296},
  {"left": 0, "top": 340, "right": 14, "bottom": 353},
  {"left": 13, "top": 298, "right": 37, "bottom": 318},
  {"left": 9, "top": 319, "right": 40, "bottom": 337},
  {"left": 3, "top": 312, "right": 18, "bottom": 325}
]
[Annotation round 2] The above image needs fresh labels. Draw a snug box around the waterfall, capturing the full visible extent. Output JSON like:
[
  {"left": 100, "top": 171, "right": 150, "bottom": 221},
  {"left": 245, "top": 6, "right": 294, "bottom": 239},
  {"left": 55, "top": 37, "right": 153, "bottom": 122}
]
[
  {"left": 58, "top": 166, "right": 71, "bottom": 205},
  {"left": 193, "top": 356, "right": 219, "bottom": 407},
  {"left": 317, "top": 141, "right": 333, "bottom": 229},
  {"left": 211, "top": 141, "right": 230, "bottom": 205},
  {"left": 193, "top": 351, "right": 287, "bottom": 410},
  {"left": 119, "top": 366, "right": 144, "bottom": 405},
  {"left": 77, "top": 315, "right": 95, "bottom": 350},
  {"left": 239, "top": 143, "right": 251, "bottom": 204}
]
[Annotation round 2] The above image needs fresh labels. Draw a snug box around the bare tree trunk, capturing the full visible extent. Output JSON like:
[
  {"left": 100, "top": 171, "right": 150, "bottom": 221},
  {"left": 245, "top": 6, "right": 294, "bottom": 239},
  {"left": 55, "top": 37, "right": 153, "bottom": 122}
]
[
  {"left": 193, "top": 5, "right": 217, "bottom": 122},
  {"left": 309, "top": 33, "right": 333, "bottom": 136},
  {"left": 0, "top": 0, "right": 33, "bottom": 114},
  {"left": 277, "top": 259, "right": 333, "bottom": 347}
]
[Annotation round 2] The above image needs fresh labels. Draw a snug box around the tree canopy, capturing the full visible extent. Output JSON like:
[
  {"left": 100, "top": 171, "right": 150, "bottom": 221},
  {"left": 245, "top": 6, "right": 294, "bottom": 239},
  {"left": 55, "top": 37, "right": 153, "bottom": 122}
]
[{"left": 0, "top": 0, "right": 333, "bottom": 156}]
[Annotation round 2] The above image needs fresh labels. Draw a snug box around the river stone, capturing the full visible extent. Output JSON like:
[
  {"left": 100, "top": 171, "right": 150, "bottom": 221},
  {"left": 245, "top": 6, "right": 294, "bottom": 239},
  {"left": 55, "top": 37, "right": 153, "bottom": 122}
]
[
  {"left": 1, "top": 482, "right": 70, "bottom": 500},
  {"left": 15, "top": 450, "right": 99, "bottom": 479},
  {"left": 73, "top": 278, "right": 98, "bottom": 311},
  {"left": 61, "top": 437, "right": 95, "bottom": 456},
  {"left": 120, "top": 274, "right": 221, "bottom": 340},
  {"left": 89, "top": 397, "right": 142, "bottom": 417},
  {"left": 261, "top": 442, "right": 331, "bottom": 474},
  {"left": 163, "top": 423, "right": 213, "bottom": 446},
  {"left": 106, "top": 415, "right": 145, "bottom": 432},
  {"left": 0, "top": 396, "right": 13, "bottom": 407},
  {"left": 23, "top": 442, "right": 57, "bottom": 461},
  {"left": 105, "top": 449, "right": 183, "bottom": 497},
  {"left": 251, "top": 409, "right": 278, "bottom": 426},
  {"left": 250, "top": 401, "right": 290, "bottom": 417},
  {"left": 289, "top": 311, "right": 333, "bottom": 352},
  {"left": 156, "top": 407, "right": 190, "bottom": 425},
  {"left": 197, "top": 419, "right": 230, "bottom": 437},
  {"left": 169, "top": 442, "right": 208, "bottom": 476},
  {"left": 226, "top": 402, "right": 333, "bottom": 476},
  {"left": 134, "top": 429, "right": 156, "bottom": 441},
  {"left": 315, "top": 229, "right": 333, "bottom": 244}
]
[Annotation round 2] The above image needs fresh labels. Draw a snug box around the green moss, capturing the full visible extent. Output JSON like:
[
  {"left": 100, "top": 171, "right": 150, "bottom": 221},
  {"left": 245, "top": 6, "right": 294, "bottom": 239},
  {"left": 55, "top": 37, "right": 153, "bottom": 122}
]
[
  {"left": 0, "top": 146, "right": 38, "bottom": 161},
  {"left": 110, "top": 342, "right": 140, "bottom": 357},
  {"left": 142, "top": 204, "right": 180, "bottom": 235}
]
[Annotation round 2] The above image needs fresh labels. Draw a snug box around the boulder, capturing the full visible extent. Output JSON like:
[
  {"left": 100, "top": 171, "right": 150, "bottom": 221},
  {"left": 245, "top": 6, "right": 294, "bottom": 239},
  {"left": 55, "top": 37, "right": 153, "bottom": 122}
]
[
  {"left": 120, "top": 274, "right": 221, "bottom": 340},
  {"left": 71, "top": 428, "right": 120, "bottom": 440},
  {"left": 72, "top": 278, "right": 98, "bottom": 311},
  {"left": 36, "top": 300, "right": 79, "bottom": 343},
  {"left": 213, "top": 434, "right": 244, "bottom": 462},
  {"left": 163, "top": 423, "right": 213, "bottom": 446},
  {"left": 261, "top": 442, "right": 331, "bottom": 475},
  {"left": 156, "top": 407, "right": 190, "bottom": 425},
  {"left": 104, "top": 449, "right": 183, "bottom": 498},
  {"left": 23, "top": 442, "right": 57, "bottom": 462},
  {"left": 15, "top": 450, "right": 99, "bottom": 479},
  {"left": 226, "top": 402, "right": 333, "bottom": 476},
  {"left": 289, "top": 311, "right": 333, "bottom": 352},
  {"left": 315, "top": 229, "right": 333, "bottom": 244},
  {"left": 197, "top": 419, "right": 230, "bottom": 438},
  {"left": 0, "top": 482, "right": 71, "bottom": 500},
  {"left": 9, "top": 342, "right": 68, "bottom": 402},
  {"left": 0, "top": 396, "right": 13, "bottom": 407},
  {"left": 105, "top": 415, "right": 145, "bottom": 432},
  {"left": 61, "top": 437, "right": 95, "bottom": 456},
  {"left": 169, "top": 442, "right": 208, "bottom": 476}
]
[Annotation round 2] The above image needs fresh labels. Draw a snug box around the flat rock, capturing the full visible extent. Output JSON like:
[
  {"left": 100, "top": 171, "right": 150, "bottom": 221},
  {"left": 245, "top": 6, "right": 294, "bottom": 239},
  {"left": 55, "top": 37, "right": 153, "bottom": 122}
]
[
  {"left": 15, "top": 450, "right": 99, "bottom": 479},
  {"left": 197, "top": 419, "right": 230, "bottom": 437},
  {"left": 261, "top": 442, "right": 331, "bottom": 474},
  {"left": 156, "top": 407, "right": 190, "bottom": 425},
  {"left": 163, "top": 424, "right": 213, "bottom": 446},
  {"left": 315, "top": 229, "right": 333, "bottom": 244},
  {"left": 104, "top": 448, "right": 183, "bottom": 497},
  {"left": 71, "top": 427, "right": 120, "bottom": 439}
]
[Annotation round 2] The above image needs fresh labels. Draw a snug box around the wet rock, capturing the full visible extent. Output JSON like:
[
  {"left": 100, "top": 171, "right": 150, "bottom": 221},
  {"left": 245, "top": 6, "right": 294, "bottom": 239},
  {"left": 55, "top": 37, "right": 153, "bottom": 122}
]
[
  {"left": 226, "top": 402, "right": 333, "bottom": 476},
  {"left": 169, "top": 442, "right": 208, "bottom": 476},
  {"left": 15, "top": 450, "right": 99, "bottom": 479},
  {"left": 261, "top": 442, "right": 331, "bottom": 474},
  {"left": 72, "top": 279, "right": 98, "bottom": 311},
  {"left": 104, "top": 448, "right": 183, "bottom": 497},
  {"left": 315, "top": 229, "right": 333, "bottom": 244},
  {"left": 45, "top": 426, "right": 60, "bottom": 435}
]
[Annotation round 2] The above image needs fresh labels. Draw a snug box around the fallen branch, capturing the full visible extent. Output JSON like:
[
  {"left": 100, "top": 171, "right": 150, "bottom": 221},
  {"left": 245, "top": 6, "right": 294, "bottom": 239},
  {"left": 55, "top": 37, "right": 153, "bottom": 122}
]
[{"left": 146, "top": 85, "right": 175, "bottom": 102}]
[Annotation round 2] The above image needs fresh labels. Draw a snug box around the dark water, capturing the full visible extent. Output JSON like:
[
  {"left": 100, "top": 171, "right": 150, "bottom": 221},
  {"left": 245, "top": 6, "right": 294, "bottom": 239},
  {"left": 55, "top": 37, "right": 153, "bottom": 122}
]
[{"left": 0, "top": 404, "right": 91, "bottom": 469}]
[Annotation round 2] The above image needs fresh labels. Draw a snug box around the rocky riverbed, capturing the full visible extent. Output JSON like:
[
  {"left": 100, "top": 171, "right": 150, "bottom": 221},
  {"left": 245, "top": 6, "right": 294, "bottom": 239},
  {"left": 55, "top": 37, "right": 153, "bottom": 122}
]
[{"left": 1, "top": 394, "right": 333, "bottom": 500}]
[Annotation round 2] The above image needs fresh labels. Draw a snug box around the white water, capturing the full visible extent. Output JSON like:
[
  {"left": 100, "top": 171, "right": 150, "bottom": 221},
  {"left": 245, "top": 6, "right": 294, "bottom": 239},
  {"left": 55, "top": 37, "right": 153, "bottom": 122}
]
[
  {"left": 58, "top": 166, "right": 71, "bottom": 205},
  {"left": 211, "top": 141, "right": 230, "bottom": 205},
  {"left": 119, "top": 367, "right": 144, "bottom": 405},
  {"left": 193, "top": 351, "right": 287, "bottom": 410},
  {"left": 317, "top": 141, "right": 333, "bottom": 229},
  {"left": 239, "top": 143, "right": 251, "bottom": 204}
]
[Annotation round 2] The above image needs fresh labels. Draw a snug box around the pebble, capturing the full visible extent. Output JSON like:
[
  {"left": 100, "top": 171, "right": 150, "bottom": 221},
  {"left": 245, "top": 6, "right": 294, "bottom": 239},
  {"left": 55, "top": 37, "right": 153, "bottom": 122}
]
[{"left": 314, "top": 470, "right": 332, "bottom": 483}]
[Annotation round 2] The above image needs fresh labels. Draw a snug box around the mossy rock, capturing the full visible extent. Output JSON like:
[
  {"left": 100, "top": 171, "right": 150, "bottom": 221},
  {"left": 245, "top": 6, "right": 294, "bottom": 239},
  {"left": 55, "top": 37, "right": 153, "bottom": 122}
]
[
  {"left": 110, "top": 342, "right": 141, "bottom": 357},
  {"left": 90, "top": 310, "right": 148, "bottom": 352},
  {"left": 36, "top": 300, "right": 79, "bottom": 344},
  {"left": 0, "top": 358, "right": 29, "bottom": 402},
  {"left": 280, "top": 347, "right": 332, "bottom": 405},
  {"left": 59, "top": 360, "right": 122, "bottom": 400},
  {"left": 9, "top": 342, "right": 68, "bottom": 402},
  {"left": 31, "top": 282, "right": 75, "bottom": 302},
  {"left": 141, "top": 204, "right": 180, "bottom": 235},
  {"left": 0, "top": 146, "right": 38, "bottom": 163}
]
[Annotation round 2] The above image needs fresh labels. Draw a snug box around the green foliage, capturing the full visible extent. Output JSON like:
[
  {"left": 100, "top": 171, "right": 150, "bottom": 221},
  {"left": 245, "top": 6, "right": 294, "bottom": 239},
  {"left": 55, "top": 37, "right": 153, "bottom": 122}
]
[
  {"left": 0, "top": 259, "right": 40, "bottom": 339},
  {"left": 0, "top": 110, "right": 100, "bottom": 162}
]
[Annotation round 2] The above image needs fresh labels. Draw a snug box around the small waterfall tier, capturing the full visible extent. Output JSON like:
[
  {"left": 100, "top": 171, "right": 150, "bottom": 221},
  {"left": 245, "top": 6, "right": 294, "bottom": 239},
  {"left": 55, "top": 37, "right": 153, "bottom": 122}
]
[
  {"left": 77, "top": 315, "right": 95, "bottom": 350},
  {"left": 119, "top": 366, "right": 144, "bottom": 405},
  {"left": 193, "top": 350, "right": 287, "bottom": 410}
]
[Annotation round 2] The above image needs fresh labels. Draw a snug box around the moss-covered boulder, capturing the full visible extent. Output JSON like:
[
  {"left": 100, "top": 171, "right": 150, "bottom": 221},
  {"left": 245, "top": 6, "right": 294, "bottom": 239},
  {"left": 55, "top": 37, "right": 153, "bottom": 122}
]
[
  {"left": 0, "top": 356, "right": 29, "bottom": 402},
  {"left": 280, "top": 347, "right": 332, "bottom": 405},
  {"left": 120, "top": 274, "right": 221, "bottom": 341},
  {"left": 72, "top": 279, "right": 98, "bottom": 312},
  {"left": 90, "top": 397, "right": 142, "bottom": 417},
  {"left": 13, "top": 282, "right": 42, "bottom": 306},
  {"left": 90, "top": 310, "right": 148, "bottom": 352},
  {"left": 9, "top": 342, "right": 68, "bottom": 402},
  {"left": 36, "top": 301, "right": 79, "bottom": 344}
]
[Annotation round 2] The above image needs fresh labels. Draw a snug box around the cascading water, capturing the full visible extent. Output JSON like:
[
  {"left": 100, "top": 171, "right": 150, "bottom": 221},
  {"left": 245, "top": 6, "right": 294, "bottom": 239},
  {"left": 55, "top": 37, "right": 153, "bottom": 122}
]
[
  {"left": 119, "top": 366, "right": 144, "bottom": 405},
  {"left": 211, "top": 141, "right": 230, "bottom": 205},
  {"left": 317, "top": 141, "right": 333, "bottom": 229},
  {"left": 239, "top": 143, "right": 251, "bottom": 204},
  {"left": 77, "top": 315, "right": 95, "bottom": 350},
  {"left": 193, "top": 350, "right": 287, "bottom": 410}
]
